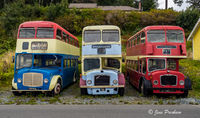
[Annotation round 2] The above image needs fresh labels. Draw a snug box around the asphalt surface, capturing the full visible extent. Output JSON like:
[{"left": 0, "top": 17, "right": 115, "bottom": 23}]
[{"left": 0, "top": 105, "right": 200, "bottom": 118}]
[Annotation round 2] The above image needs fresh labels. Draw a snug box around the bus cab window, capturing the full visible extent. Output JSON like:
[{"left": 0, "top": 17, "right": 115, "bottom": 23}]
[
  {"left": 104, "top": 58, "right": 120, "bottom": 69},
  {"left": 34, "top": 55, "right": 42, "bottom": 67},
  {"left": 167, "top": 59, "right": 177, "bottom": 70},
  {"left": 56, "top": 29, "right": 62, "bottom": 40}
]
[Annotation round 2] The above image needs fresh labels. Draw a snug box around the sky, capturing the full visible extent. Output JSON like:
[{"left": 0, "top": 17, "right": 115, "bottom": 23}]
[{"left": 158, "top": 0, "right": 190, "bottom": 11}]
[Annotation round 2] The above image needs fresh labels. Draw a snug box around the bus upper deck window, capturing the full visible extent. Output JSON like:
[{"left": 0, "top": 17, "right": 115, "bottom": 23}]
[
  {"left": 37, "top": 28, "right": 54, "bottom": 38},
  {"left": 167, "top": 30, "right": 184, "bottom": 43},
  {"left": 102, "top": 30, "right": 119, "bottom": 42},
  {"left": 141, "top": 32, "right": 146, "bottom": 44},
  {"left": 84, "top": 30, "right": 101, "bottom": 42},
  {"left": 56, "top": 29, "right": 62, "bottom": 40},
  {"left": 19, "top": 28, "right": 35, "bottom": 38},
  {"left": 147, "top": 30, "right": 165, "bottom": 43}
]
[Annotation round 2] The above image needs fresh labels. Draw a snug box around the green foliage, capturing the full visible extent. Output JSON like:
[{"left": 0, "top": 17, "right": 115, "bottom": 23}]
[
  {"left": 176, "top": 8, "right": 200, "bottom": 37},
  {"left": 141, "top": 9, "right": 179, "bottom": 26},
  {"left": 180, "top": 59, "right": 200, "bottom": 90},
  {"left": 141, "top": 0, "right": 158, "bottom": 11}
]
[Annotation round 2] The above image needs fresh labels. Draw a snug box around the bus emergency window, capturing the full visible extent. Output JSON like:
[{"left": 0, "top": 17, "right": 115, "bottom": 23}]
[
  {"left": 19, "top": 28, "right": 35, "bottom": 38},
  {"left": 84, "top": 30, "right": 101, "bottom": 42}
]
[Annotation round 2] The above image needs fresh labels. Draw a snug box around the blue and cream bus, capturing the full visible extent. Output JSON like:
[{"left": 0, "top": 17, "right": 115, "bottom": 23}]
[
  {"left": 80, "top": 25, "right": 125, "bottom": 96},
  {"left": 12, "top": 21, "right": 80, "bottom": 95}
]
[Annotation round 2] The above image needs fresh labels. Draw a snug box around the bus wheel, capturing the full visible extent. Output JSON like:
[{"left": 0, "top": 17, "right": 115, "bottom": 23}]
[
  {"left": 180, "top": 90, "right": 188, "bottom": 98},
  {"left": 80, "top": 88, "right": 88, "bottom": 95},
  {"left": 52, "top": 81, "right": 61, "bottom": 96},
  {"left": 118, "top": 88, "right": 124, "bottom": 96},
  {"left": 140, "top": 80, "right": 148, "bottom": 97},
  {"left": 73, "top": 72, "right": 78, "bottom": 83}
]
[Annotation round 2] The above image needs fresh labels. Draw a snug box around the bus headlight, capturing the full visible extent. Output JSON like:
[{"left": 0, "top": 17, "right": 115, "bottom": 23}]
[
  {"left": 179, "top": 80, "right": 184, "bottom": 85},
  {"left": 153, "top": 80, "right": 158, "bottom": 85},
  {"left": 87, "top": 80, "right": 92, "bottom": 85},
  {"left": 44, "top": 78, "right": 48, "bottom": 84},
  {"left": 17, "top": 78, "right": 22, "bottom": 83},
  {"left": 113, "top": 80, "right": 118, "bottom": 84}
]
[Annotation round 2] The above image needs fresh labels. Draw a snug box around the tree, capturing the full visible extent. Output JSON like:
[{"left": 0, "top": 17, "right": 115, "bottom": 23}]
[
  {"left": 141, "top": 0, "right": 158, "bottom": 11},
  {"left": 187, "top": 0, "right": 200, "bottom": 9},
  {"left": 174, "top": 0, "right": 200, "bottom": 9}
]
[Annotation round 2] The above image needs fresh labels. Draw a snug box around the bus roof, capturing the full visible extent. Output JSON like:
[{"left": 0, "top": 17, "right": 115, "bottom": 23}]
[
  {"left": 19, "top": 21, "right": 78, "bottom": 41},
  {"left": 83, "top": 25, "right": 120, "bottom": 31},
  {"left": 128, "top": 25, "right": 184, "bottom": 41},
  {"left": 144, "top": 25, "right": 184, "bottom": 31}
]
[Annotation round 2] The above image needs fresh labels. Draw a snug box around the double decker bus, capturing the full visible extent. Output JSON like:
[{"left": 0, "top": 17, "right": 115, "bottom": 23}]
[
  {"left": 126, "top": 26, "right": 192, "bottom": 97},
  {"left": 80, "top": 25, "right": 125, "bottom": 96},
  {"left": 12, "top": 21, "right": 80, "bottom": 95}
]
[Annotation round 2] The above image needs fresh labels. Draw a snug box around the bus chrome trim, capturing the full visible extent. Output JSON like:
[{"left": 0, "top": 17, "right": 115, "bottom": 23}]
[
  {"left": 80, "top": 85, "right": 124, "bottom": 88},
  {"left": 23, "top": 73, "right": 43, "bottom": 87}
]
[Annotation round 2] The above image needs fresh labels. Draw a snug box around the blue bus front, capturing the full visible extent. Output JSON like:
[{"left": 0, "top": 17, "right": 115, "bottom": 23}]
[{"left": 12, "top": 53, "right": 77, "bottom": 95}]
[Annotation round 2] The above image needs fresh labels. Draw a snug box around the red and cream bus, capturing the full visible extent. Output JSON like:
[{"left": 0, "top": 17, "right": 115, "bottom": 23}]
[{"left": 126, "top": 26, "right": 192, "bottom": 97}]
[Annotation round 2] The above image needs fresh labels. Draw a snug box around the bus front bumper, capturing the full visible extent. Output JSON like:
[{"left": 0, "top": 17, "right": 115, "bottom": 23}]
[{"left": 80, "top": 85, "right": 124, "bottom": 88}]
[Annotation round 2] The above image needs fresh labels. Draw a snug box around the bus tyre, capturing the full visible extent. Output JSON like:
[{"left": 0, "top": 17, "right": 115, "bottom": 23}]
[
  {"left": 181, "top": 90, "right": 188, "bottom": 98},
  {"left": 118, "top": 88, "right": 124, "bottom": 96},
  {"left": 140, "top": 80, "right": 148, "bottom": 97},
  {"left": 52, "top": 81, "right": 61, "bottom": 96},
  {"left": 80, "top": 88, "right": 88, "bottom": 95}
]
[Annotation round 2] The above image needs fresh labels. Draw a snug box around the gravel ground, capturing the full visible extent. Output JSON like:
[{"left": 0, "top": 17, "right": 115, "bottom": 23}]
[{"left": 0, "top": 82, "right": 200, "bottom": 105}]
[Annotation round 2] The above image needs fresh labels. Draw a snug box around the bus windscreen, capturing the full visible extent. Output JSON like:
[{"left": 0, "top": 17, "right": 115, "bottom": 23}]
[
  {"left": 84, "top": 30, "right": 101, "bottom": 42},
  {"left": 37, "top": 28, "right": 54, "bottom": 38},
  {"left": 167, "top": 30, "right": 184, "bottom": 43},
  {"left": 19, "top": 28, "right": 35, "bottom": 38},
  {"left": 147, "top": 30, "right": 165, "bottom": 42},
  {"left": 102, "top": 30, "right": 119, "bottom": 42}
]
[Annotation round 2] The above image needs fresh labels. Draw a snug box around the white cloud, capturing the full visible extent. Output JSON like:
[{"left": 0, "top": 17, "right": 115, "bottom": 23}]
[{"left": 157, "top": 0, "right": 190, "bottom": 11}]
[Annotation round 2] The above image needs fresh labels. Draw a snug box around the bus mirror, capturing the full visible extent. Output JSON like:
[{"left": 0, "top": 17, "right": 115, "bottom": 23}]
[
  {"left": 78, "top": 60, "right": 81, "bottom": 64},
  {"left": 122, "top": 58, "right": 125, "bottom": 62},
  {"left": 12, "top": 56, "right": 15, "bottom": 63}
]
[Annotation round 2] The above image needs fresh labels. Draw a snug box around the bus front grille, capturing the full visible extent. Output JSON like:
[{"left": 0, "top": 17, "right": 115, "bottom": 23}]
[
  {"left": 94, "top": 75, "right": 110, "bottom": 86},
  {"left": 160, "top": 75, "right": 177, "bottom": 86},
  {"left": 23, "top": 73, "right": 43, "bottom": 87}
]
